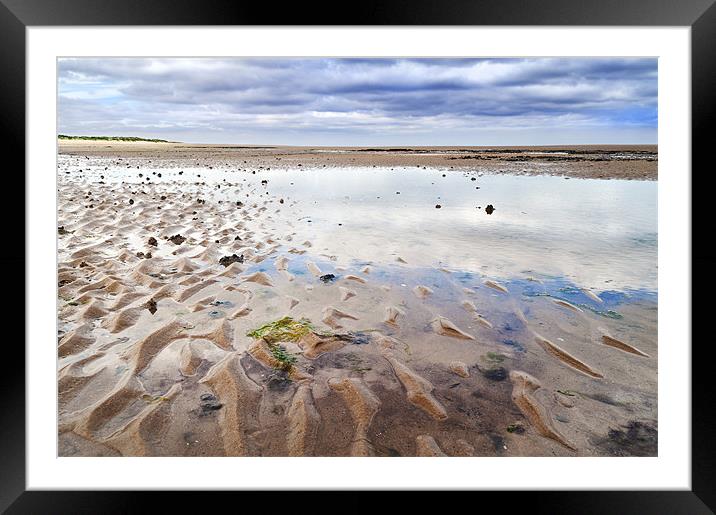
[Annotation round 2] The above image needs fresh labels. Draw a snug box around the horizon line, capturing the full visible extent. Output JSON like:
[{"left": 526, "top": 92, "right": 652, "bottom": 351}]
[{"left": 57, "top": 136, "right": 658, "bottom": 148}]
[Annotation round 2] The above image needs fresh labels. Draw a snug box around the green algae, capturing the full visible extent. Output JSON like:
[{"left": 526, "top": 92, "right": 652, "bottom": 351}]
[{"left": 247, "top": 316, "right": 315, "bottom": 344}]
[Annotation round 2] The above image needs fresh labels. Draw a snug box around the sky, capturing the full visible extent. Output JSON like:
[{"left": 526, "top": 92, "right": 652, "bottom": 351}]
[{"left": 57, "top": 57, "right": 657, "bottom": 146}]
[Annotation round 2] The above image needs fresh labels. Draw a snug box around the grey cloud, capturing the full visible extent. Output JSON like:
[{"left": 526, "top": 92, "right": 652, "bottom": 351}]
[{"left": 58, "top": 57, "right": 657, "bottom": 145}]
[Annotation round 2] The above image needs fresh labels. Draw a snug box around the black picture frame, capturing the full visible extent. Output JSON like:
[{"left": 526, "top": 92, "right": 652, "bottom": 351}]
[{"left": 2, "top": 0, "right": 713, "bottom": 511}]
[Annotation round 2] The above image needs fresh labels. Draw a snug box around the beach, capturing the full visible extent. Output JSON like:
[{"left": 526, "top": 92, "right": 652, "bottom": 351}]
[
  {"left": 57, "top": 141, "right": 658, "bottom": 457},
  {"left": 58, "top": 141, "right": 657, "bottom": 180}
]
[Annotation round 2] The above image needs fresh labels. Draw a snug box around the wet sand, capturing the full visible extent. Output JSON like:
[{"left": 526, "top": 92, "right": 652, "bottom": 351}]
[
  {"left": 57, "top": 143, "right": 658, "bottom": 457},
  {"left": 59, "top": 141, "right": 657, "bottom": 180}
]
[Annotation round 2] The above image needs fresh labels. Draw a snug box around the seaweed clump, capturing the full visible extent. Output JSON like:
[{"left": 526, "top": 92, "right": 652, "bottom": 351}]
[
  {"left": 247, "top": 316, "right": 315, "bottom": 343},
  {"left": 247, "top": 317, "right": 315, "bottom": 371},
  {"left": 247, "top": 317, "right": 373, "bottom": 371}
]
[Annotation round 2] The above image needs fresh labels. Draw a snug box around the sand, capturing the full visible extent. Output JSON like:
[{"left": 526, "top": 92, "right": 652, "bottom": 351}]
[{"left": 57, "top": 142, "right": 658, "bottom": 457}]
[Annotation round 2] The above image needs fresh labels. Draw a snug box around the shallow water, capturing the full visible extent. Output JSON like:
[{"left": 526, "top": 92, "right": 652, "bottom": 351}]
[
  {"left": 71, "top": 157, "right": 657, "bottom": 293},
  {"left": 259, "top": 168, "right": 657, "bottom": 293}
]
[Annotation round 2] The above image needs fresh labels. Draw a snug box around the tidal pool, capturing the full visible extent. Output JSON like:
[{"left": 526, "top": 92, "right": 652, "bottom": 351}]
[
  {"left": 61, "top": 156, "right": 657, "bottom": 293},
  {"left": 258, "top": 167, "right": 657, "bottom": 293}
]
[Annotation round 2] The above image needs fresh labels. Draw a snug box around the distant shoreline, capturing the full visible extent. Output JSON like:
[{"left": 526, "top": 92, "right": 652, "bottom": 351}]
[
  {"left": 57, "top": 140, "right": 657, "bottom": 180},
  {"left": 58, "top": 135, "right": 172, "bottom": 143}
]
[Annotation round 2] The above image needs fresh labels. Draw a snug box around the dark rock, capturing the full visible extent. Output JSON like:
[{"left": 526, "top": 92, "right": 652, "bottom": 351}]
[
  {"left": 435, "top": 204, "right": 442, "bottom": 209},
  {"left": 485, "top": 204, "right": 495, "bottom": 215},
  {"left": 319, "top": 273, "right": 336, "bottom": 283},
  {"left": 169, "top": 234, "right": 186, "bottom": 245},
  {"left": 210, "top": 300, "right": 234, "bottom": 308},
  {"left": 482, "top": 366, "right": 507, "bottom": 381},
  {"left": 148, "top": 237, "right": 158, "bottom": 247},
  {"left": 129, "top": 199, "right": 134, "bottom": 205},
  {"left": 200, "top": 393, "right": 216, "bottom": 401},
  {"left": 58, "top": 226, "right": 70, "bottom": 235},
  {"left": 200, "top": 399, "right": 223, "bottom": 414},
  {"left": 219, "top": 254, "right": 244, "bottom": 267},
  {"left": 144, "top": 298, "right": 157, "bottom": 315}
]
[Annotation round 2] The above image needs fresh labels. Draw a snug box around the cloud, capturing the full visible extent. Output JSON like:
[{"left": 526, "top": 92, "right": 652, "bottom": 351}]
[{"left": 57, "top": 57, "right": 657, "bottom": 145}]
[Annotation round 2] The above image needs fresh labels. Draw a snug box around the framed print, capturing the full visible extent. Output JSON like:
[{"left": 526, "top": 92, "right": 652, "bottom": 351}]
[{"left": 2, "top": 0, "right": 714, "bottom": 511}]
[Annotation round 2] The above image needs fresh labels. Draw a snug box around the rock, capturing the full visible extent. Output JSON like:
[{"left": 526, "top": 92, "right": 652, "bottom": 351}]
[
  {"left": 319, "top": 274, "right": 337, "bottom": 283},
  {"left": 200, "top": 397, "right": 223, "bottom": 414},
  {"left": 482, "top": 366, "right": 507, "bottom": 381},
  {"left": 148, "top": 237, "right": 158, "bottom": 247},
  {"left": 144, "top": 298, "right": 157, "bottom": 315},
  {"left": 485, "top": 204, "right": 495, "bottom": 215},
  {"left": 219, "top": 254, "right": 244, "bottom": 267},
  {"left": 169, "top": 234, "right": 186, "bottom": 245},
  {"left": 435, "top": 204, "right": 442, "bottom": 209}
]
